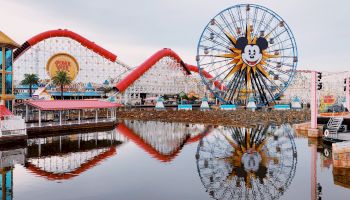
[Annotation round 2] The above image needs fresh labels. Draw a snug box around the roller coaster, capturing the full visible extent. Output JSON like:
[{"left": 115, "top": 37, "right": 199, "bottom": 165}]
[{"left": 13, "top": 29, "right": 220, "bottom": 104}]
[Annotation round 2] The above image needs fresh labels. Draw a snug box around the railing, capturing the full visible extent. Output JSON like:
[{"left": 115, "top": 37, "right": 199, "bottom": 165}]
[
  {"left": 324, "top": 116, "right": 343, "bottom": 139},
  {"left": 26, "top": 117, "right": 117, "bottom": 128},
  {"left": 0, "top": 129, "right": 27, "bottom": 137}
]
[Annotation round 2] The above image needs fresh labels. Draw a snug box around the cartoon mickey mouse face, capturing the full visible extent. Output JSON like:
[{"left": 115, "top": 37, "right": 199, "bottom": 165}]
[
  {"left": 242, "top": 45, "right": 262, "bottom": 66},
  {"left": 236, "top": 37, "right": 269, "bottom": 67}
]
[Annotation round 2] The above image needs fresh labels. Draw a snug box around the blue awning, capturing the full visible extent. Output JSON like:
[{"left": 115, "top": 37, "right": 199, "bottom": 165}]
[
  {"left": 49, "top": 91, "right": 102, "bottom": 97},
  {"left": 15, "top": 93, "right": 31, "bottom": 99}
]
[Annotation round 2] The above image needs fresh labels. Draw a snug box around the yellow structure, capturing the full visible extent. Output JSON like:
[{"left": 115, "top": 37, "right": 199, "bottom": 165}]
[
  {"left": 46, "top": 53, "right": 80, "bottom": 81},
  {"left": 0, "top": 31, "right": 19, "bottom": 110}
]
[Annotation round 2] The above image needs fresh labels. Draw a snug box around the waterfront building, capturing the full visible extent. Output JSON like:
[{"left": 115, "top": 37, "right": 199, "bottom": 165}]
[
  {"left": 283, "top": 71, "right": 350, "bottom": 107},
  {"left": 0, "top": 31, "right": 20, "bottom": 110}
]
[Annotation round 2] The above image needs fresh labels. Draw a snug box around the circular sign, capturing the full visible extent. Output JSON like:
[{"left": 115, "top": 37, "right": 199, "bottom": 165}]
[{"left": 46, "top": 53, "right": 79, "bottom": 81}]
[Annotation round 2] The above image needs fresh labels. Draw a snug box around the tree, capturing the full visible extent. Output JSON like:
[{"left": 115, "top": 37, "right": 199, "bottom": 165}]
[
  {"left": 52, "top": 71, "right": 72, "bottom": 99},
  {"left": 103, "top": 86, "right": 112, "bottom": 98},
  {"left": 21, "top": 74, "right": 39, "bottom": 97}
]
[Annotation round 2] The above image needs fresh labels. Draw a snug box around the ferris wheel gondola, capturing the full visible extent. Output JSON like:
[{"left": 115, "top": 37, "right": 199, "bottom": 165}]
[{"left": 196, "top": 4, "right": 298, "bottom": 106}]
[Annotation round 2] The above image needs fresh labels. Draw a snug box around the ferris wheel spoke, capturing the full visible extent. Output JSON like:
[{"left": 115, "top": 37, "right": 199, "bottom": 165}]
[
  {"left": 218, "top": 14, "right": 237, "bottom": 39},
  {"left": 202, "top": 35, "right": 232, "bottom": 50},
  {"left": 267, "top": 37, "right": 292, "bottom": 49},
  {"left": 246, "top": 5, "right": 250, "bottom": 23},
  {"left": 252, "top": 8, "right": 259, "bottom": 36},
  {"left": 250, "top": 80, "right": 260, "bottom": 104},
  {"left": 236, "top": 6, "right": 245, "bottom": 34},
  {"left": 264, "top": 77, "right": 283, "bottom": 93},
  {"left": 207, "top": 62, "right": 233, "bottom": 74},
  {"left": 251, "top": 77, "right": 265, "bottom": 105},
  {"left": 256, "top": 72, "right": 276, "bottom": 103},
  {"left": 273, "top": 28, "right": 289, "bottom": 40},
  {"left": 252, "top": 72, "right": 269, "bottom": 104},
  {"left": 206, "top": 26, "right": 233, "bottom": 46},
  {"left": 258, "top": 72, "right": 275, "bottom": 102},
  {"left": 267, "top": 46, "right": 294, "bottom": 53},
  {"left": 200, "top": 58, "right": 232, "bottom": 67},
  {"left": 235, "top": 71, "right": 248, "bottom": 102},
  {"left": 265, "top": 63, "right": 289, "bottom": 76},
  {"left": 224, "top": 72, "right": 240, "bottom": 101},
  {"left": 262, "top": 15, "right": 275, "bottom": 33},
  {"left": 227, "top": 71, "right": 244, "bottom": 102},
  {"left": 265, "top": 22, "right": 284, "bottom": 39},
  {"left": 228, "top": 9, "right": 240, "bottom": 37},
  {"left": 255, "top": 12, "right": 267, "bottom": 37},
  {"left": 268, "top": 60, "right": 295, "bottom": 68},
  {"left": 212, "top": 67, "right": 233, "bottom": 81},
  {"left": 200, "top": 45, "right": 231, "bottom": 54}
]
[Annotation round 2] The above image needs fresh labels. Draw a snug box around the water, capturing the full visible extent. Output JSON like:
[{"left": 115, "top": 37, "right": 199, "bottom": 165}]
[{"left": 1, "top": 120, "right": 350, "bottom": 200}]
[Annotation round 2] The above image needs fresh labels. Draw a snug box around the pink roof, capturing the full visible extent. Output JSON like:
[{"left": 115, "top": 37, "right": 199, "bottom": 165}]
[
  {"left": 26, "top": 100, "right": 122, "bottom": 111},
  {"left": 0, "top": 105, "right": 13, "bottom": 119}
]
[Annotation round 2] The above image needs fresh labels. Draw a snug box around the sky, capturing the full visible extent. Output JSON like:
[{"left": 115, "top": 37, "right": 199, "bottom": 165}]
[{"left": 1, "top": 0, "right": 350, "bottom": 71}]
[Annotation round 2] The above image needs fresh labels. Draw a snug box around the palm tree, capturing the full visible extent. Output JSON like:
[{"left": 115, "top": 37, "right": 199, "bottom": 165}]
[
  {"left": 52, "top": 71, "right": 72, "bottom": 99},
  {"left": 21, "top": 74, "right": 39, "bottom": 97}
]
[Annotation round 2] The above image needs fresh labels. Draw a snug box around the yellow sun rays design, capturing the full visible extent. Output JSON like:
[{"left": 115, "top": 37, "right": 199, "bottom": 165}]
[
  {"left": 221, "top": 129, "right": 279, "bottom": 188},
  {"left": 218, "top": 23, "right": 279, "bottom": 93}
]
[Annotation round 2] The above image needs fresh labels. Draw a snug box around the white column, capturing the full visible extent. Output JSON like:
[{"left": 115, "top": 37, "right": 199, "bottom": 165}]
[
  {"left": 106, "top": 109, "right": 109, "bottom": 118},
  {"left": 59, "top": 110, "right": 62, "bottom": 125},
  {"left": 346, "top": 77, "right": 350, "bottom": 111},
  {"left": 95, "top": 109, "right": 98, "bottom": 123},
  {"left": 78, "top": 135, "right": 81, "bottom": 149},
  {"left": 38, "top": 110, "right": 42, "bottom": 127},
  {"left": 25, "top": 104, "right": 28, "bottom": 122},
  {"left": 59, "top": 136, "right": 62, "bottom": 152},
  {"left": 38, "top": 142, "right": 41, "bottom": 157},
  {"left": 78, "top": 110, "right": 81, "bottom": 124}
]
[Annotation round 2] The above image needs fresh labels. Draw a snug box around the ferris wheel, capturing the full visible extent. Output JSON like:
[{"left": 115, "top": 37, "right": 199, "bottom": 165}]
[
  {"left": 196, "top": 124, "right": 297, "bottom": 200},
  {"left": 196, "top": 4, "right": 298, "bottom": 106}
]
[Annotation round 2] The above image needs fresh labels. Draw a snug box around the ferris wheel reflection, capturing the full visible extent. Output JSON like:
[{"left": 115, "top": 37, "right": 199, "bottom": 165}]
[{"left": 196, "top": 124, "right": 298, "bottom": 200}]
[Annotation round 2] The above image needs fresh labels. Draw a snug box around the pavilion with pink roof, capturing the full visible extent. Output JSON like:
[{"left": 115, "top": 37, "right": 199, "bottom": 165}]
[{"left": 23, "top": 100, "right": 122, "bottom": 127}]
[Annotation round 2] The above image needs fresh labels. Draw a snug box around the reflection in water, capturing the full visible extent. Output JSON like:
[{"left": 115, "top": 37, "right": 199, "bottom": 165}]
[
  {"left": 196, "top": 124, "right": 297, "bottom": 200},
  {"left": 0, "top": 147, "right": 26, "bottom": 200},
  {"left": 2, "top": 121, "right": 350, "bottom": 199},
  {"left": 117, "top": 120, "right": 212, "bottom": 162},
  {"left": 26, "top": 130, "right": 125, "bottom": 180}
]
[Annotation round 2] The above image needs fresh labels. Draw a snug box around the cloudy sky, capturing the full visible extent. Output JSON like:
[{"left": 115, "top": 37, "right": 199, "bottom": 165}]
[{"left": 2, "top": 0, "right": 349, "bottom": 71}]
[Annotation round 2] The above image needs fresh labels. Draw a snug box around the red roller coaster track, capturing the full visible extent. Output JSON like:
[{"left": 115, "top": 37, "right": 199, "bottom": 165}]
[
  {"left": 115, "top": 48, "right": 224, "bottom": 92},
  {"left": 26, "top": 146, "right": 116, "bottom": 180},
  {"left": 116, "top": 123, "right": 213, "bottom": 162},
  {"left": 13, "top": 29, "right": 117, "bottom": 62},
  {"left": 14, "top": 29, "right": 224, "bottom": 92}
]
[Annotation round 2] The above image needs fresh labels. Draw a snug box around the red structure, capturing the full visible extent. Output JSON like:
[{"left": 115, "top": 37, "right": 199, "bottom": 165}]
[
  {"left": 26, "top": 147, "right": 116, "bottom": 180},
  {"left": 14, "top": 29, "right": 223, "bottom": 95},
  {"left": 14, "top": 29, "right": 117, "bottom": 62},
  {"left": 116, "top": 123, "right": 213, "bottom": 162},
  {"left": 0, "top": 105, "right": 13, "bottom": 119},
  {"left": 115, "top": 48, "right": 225, "bottom": 92}
]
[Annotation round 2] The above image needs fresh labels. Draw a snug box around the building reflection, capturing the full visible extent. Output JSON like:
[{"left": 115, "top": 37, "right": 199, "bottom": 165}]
[
  {"left": 117, "top": 120, "right": 213, "bottom": 162},
  {"left": 25, "top": 130, "right": 125, "bottom": 180},
  {"left": 196, "top": 124, "right": 298, "bottom": 200},
  {"left": 0, "top": 146, "right": 26, "bottom": 200},
  {"left": 316, "top": 139, "right": 350, "bottom": 191}
]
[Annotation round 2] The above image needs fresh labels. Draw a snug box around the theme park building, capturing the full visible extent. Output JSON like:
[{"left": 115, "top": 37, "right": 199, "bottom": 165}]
[{"left": 13, "top": 29, "right": 205, "bottom": 105}]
